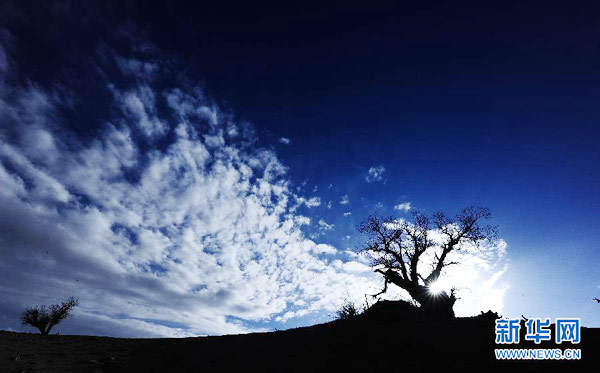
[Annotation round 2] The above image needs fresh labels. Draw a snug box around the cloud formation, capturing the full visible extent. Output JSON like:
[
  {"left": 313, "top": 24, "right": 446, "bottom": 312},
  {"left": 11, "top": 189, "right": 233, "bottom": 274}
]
[
  {"left": 394, "top": 202, "right": 411, "bottom": 212},
  {"left": 340, "top": 194, "right": 349, "bottom": 205},
  {"left": 366, "top": 165, "right": 385, "bottom": 183},
  {"left": 318, "top": 219, "right": 334, "bottom": 231},
  {"left": 0, "top": 37, "right": 380, "bottom": 337},
  {"left": 295, "top": 196, "right": 321, "bottom": 208}
]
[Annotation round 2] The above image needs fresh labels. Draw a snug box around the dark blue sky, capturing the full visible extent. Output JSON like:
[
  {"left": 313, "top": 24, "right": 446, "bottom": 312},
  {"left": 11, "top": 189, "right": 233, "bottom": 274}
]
[{"left": 1, "top": 1, "right": 599, "bottom": 335}]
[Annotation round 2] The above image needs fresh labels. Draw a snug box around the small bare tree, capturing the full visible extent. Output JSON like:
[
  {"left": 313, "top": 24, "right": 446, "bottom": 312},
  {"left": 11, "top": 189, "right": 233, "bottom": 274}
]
[
  {"left": 358, "top": 206, "right": 497, "bottom": 318},
  {"left": 21, "top": 297, "right": 79, "bottom": 335}
]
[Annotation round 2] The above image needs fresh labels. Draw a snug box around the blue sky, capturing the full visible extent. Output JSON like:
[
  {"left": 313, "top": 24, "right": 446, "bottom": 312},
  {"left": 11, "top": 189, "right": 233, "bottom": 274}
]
[{"left": 0, "top": 2, "right": 598, "bottom": 336}]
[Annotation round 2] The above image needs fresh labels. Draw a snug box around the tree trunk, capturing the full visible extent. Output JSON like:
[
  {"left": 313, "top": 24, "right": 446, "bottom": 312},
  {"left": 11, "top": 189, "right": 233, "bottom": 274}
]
[
  {"left": 408, "top": 285, "right": 456, "bottom": 319},
  {"left": 37, "top": 326, "right": 49, "bottom": 335},
  {"left": 45, "top": 324, "right": 54, "bottom": 335}
]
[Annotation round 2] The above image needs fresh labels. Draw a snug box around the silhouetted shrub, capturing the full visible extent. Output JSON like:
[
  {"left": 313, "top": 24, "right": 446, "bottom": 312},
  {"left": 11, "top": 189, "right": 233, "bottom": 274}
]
[
  {"left": 21, "top": 297, "right": 79, "bottom": 335},
  {"left": 361, "top": 299, "right": 420, "bottom": 322},
  {"left": 478, "top": 310, "right": 500, "bottom": 320},
  {"left": 336, "top": 299, "right": 361, "bottom": 320}
]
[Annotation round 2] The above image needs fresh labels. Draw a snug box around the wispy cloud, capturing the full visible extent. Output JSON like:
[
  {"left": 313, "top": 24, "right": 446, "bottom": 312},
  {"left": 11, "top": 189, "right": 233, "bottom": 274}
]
[
  {"left": 296, "top": 196, "right": 321, "bottom": 208},
  {"left": 394, "top": 202, "right": 411, "bottom": 212},
  {"left": 318, "top": 219, "right": 334, "bottom": 231},
  {"left": 340, "top": 194, "right": 349, "bottom": 205},
  {"left": 366, "top": 165, "right": 385, "bottom": 183},
  {"left": 279, "top": 137, "right": 291, "bottom": 145}
]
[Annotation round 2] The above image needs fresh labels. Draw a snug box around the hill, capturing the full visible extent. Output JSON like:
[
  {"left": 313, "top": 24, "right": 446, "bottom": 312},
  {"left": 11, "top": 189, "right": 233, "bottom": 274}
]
[{"left": 2, "top": 301, "right": 598, "bottom": 372}]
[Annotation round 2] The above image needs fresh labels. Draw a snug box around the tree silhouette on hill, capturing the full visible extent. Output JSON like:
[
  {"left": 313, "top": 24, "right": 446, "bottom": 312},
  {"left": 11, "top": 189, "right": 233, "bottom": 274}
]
[
  {"left": 358, "top": 206, "right": 497, "bottom": 318},
  {"left": 21, "top": 297, "right": 79, "bottom": 335}
]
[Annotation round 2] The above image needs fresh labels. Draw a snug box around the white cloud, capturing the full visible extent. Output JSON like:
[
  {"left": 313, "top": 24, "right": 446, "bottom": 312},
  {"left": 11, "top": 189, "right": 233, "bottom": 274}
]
[
  {"left": 0, "top": 40, "right": 382, "bottom": 337},
  {"left": 444, "top": 240, "right": 509, "bottom": 315},
  {"left": 383, "top": 219, "right": 404, "bottom": 230},
  {"left": 366, "top": 165, "right": 385, "bottom": 183},
  {"left": 394, "top": 202, "right": 411, "bottom": 212},
  {"left": 117, "top": 86, "right": 167, "bottom": 138},
  {"left": 279, "top": 137, "right": 291, "bottom": 145},
  {"left": 115, "top": 56, "right": 158, "bottom": 79},
  {"left": 332, "top": 260, "right": 371, "bottom": 274},
  {"left": 295, "top": 196, "right": 321, "bottom": 208},
  {"left": 318, "top": 219, "right": 334, "bottom": 231},
  {"left": 343, "top": 212, "right": 352, "bottom": 217},
  {"left": 295, "top": 216, "right": 311, "bottom": 226},
  {"left": 313, "top": 244, "right": 337, "bottom": 255},
  {"left": 340, "top": 194, "right": 349, "bottom": 205}
]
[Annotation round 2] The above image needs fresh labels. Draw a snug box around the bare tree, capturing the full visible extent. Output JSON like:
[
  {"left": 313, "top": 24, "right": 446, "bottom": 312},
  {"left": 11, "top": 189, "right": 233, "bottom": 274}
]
[
  {"left": 358, "top": 206, "right": 497, "bottom": 318},
  {"left": 21, "top": 297, "right": 79, "bottom": 335}
]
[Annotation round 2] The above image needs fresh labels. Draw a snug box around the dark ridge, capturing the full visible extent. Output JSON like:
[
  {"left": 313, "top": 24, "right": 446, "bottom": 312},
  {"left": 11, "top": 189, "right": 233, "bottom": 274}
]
[{"left": 2, "top": 302, "right": 598, "bottom": 372}]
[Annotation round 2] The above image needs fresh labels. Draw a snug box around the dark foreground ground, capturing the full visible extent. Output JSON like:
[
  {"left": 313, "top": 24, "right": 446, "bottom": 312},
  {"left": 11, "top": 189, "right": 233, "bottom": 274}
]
[{"left": 2, "top": 302, "right": 599, "bottom": 372}]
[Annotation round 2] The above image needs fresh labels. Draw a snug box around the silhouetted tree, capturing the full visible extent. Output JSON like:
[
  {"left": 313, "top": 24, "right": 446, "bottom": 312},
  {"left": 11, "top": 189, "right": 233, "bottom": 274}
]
[
  {"left": 21, "top": 297, "right": 79, "bottom": 335},
  {"left": 358, "top": 206, "right": 497, "bottom": 319}
]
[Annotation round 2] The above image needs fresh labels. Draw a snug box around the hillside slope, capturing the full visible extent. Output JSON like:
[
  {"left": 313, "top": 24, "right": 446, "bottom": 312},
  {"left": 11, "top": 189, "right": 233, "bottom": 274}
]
[{"left": 2, "top": 302, "right": 598, "bottom": 372}]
